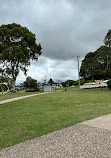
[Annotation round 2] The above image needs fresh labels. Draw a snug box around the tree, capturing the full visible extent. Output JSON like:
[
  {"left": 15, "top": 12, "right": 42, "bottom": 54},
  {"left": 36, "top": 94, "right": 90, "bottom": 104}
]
[
  {"left": 48, "top": 78, "right": 54, "bottom": 85},
  {"left": 62, "top": 80, "right": 74, "bottom": 87},
  {"left": 80, "top": 29, "right": 111, "bottom": 80},
  {"left": 0, "top": 75, "right": 12, "bottom": 92},
  {"left": 0, "top": 68, "right": 2, "bottom": 73},
  {"left": 0, "top": 67, "right": 12, "bottom": 92},
  {"left": 104, "top": 30, "right": 111, "bottom": 47},
  {"left": 23, "top": 76, "right": 38, "bottom": 91},
  {"left": 0, "top": 23, "right": 42, "bottom": 91},
  {"left": 80, "top": 46, "right": 111, "bottom": 80}
]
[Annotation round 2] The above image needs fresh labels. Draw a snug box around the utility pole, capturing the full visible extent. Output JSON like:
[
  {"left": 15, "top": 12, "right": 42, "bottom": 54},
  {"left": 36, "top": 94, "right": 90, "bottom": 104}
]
[
  {"left": 77, "top": 56, "right": 80, "bottom": 89},
  {"left": 44, "top": 75, "right": 47, "bottom": 84}
]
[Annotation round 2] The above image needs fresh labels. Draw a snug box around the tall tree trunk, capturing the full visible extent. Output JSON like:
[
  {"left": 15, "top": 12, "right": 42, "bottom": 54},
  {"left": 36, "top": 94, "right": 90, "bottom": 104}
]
[
  {"left": 11, "top": 66, "right": 17, "bottom": 92},
  {"left": 12, "top": 79, "right": 16, "bottom": 92}
]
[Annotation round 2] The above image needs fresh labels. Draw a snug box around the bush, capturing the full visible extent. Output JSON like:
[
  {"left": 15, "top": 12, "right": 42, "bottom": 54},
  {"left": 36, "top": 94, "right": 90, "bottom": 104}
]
[
  {"left": 0, "top": 84, "right": 8, "bottom": 91},
  {"left": 26, "top": 87, "right": 40, "bottom": 92},
  {"left": 107, "top": 80, "right": 111, "bottom": 90}
]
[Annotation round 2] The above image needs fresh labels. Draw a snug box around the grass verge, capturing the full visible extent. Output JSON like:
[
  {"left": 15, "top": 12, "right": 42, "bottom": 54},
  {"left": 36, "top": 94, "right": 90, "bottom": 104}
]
[{"left": 0, "top": 89, "right": 111, "bottom": 150}]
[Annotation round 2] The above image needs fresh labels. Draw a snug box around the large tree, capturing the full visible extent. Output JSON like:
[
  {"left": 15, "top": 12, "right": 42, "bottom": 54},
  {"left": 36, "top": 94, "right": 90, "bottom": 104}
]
[
  {"left": 0, "top": 23, "right": 42, "bottom": 91},
  {"left": 80, "top": 46, "right": 111, "bottom": 79},
  {"left": 80, "top": 29, "right": 111, "bottom": 80},
  {"left": 23, "top": 76, "right": 38, "bottom": 90}
]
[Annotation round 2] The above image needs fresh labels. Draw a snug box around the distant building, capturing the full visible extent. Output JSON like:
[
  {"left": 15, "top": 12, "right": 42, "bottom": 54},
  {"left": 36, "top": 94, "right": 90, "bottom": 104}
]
[
  {"left": 81, "top": 80, "right": 109, "bottom": 89},
  {"left": 44, "top": 84, "right": 52, "bottom": 92},
  {"left": 52, "top": 83, "right": 63, "bottom": 88},
  {"left": 83, "top": 82, "right": 96, "bottom": 86},
  {"left": 38, "top": 83, "right": 44, "bottom": 89}
]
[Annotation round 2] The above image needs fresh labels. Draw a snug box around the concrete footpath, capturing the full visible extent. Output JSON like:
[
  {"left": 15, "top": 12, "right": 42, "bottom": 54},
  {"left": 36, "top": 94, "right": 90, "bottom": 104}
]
[
  {"left": 0, "top": 114, "right": 111, "bottom": 158},
  {"left": 0, "top": 92, "right": 50, "bottom": 104}
]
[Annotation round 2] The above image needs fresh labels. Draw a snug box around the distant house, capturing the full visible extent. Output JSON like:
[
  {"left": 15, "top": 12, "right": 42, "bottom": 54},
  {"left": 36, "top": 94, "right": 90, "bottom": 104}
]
[
  {"left": 101, "top": 80, "right": 109, "bottom": 85},
  {"left": 38, "top": 83, "right": 44, "bottom": 89},
  {"left": 83, "top": 82, "right": 96, "bottom": 86},
  {"left": 81, "top": 80, "right": 109, "bottom": 89},
  {"left": 95, "top": 80, "right": 108, "bottom": 86},
  {"left": 52, "top": 83, "right": 63, "bottom": 88}
]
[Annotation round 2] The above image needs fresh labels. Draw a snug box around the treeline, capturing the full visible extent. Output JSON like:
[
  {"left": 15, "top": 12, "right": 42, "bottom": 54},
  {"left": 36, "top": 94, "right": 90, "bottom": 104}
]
[{"left": 62, "top": 79, "right": 94, "bottom": 87}]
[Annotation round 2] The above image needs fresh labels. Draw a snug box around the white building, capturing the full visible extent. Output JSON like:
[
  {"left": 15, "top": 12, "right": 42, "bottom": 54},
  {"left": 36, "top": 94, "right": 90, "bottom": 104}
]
[
  {"left": 52, "top": 83, "right": 63, "bottom": 88},
  {"left": 81, "top": 80, "right": 109, "bottom": 89},
  {"left": 44, "top": 84, "right": 52, "bottom": 92}
]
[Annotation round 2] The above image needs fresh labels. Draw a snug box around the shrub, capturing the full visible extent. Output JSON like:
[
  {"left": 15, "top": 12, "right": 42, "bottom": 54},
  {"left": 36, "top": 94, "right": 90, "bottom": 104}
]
[
  {"left": 107, "top": 80, "right": 111, "bottom": 90},
  {"left": 0, "top": 84, "right": 8, "bottom": 91},
  {"left": 26, "top": 87, "right": 40, "bottom": 92}
]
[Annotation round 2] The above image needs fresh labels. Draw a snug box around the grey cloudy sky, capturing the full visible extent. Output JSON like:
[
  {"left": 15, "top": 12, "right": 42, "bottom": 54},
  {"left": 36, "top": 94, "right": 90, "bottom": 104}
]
[{"left": 0, "top": 0, "right": 111, "bottom": 84}]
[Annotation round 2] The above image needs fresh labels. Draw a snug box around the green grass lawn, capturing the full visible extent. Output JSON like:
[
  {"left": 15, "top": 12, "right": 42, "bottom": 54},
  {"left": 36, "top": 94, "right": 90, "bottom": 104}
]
[
  {"left": 0, "top": 92, "right": 41, "bottom": 101},
  {"left": 0, "top": 89, "right": 111, "bottom": 150}
]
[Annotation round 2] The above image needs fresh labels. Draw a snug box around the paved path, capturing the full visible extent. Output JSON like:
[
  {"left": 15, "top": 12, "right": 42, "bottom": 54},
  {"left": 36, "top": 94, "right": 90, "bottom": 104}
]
[
  {"left": 81, "top": 113, "right": 111, "bottom": 131},
  {"left": 0, "top": 114, "right": 111, "bottom": 158},
  {"left": 0, "top": 92, "right": 50, "bottom": 104}
]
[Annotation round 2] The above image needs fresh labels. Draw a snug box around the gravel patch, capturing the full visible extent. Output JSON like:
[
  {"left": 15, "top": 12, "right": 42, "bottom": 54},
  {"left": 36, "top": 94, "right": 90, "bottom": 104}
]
[{"left": 0, "top": 123, "right": 111, "bottom": 158}]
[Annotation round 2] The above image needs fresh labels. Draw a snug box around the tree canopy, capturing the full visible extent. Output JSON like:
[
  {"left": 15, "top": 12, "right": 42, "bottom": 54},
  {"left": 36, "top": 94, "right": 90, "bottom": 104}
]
[
  {"left": 48, "top": 78, "right": 54, "bottom": 85},
  {"left": 0, "top": 23, "right": 42, "bottom": 91},
  {"left": 80, "top": 30, "right": 111, "bottom": 80},
  {"left": 23, "top": 76, "right": 38, "bottom": 91},
  {"left": 104, "top": 30, "right": 111, "bottom": 47},
  {"left": 62, "top": 80, "right": 74, "bottom": 87}
]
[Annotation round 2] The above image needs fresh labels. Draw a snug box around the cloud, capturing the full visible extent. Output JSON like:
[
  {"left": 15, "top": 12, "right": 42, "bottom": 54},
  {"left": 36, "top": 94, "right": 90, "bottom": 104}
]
[
  {"left": 1, "top": 0, "right": 111, "bottom": 83},
  {"left": 16, "top": 56, "right": 79, "bottom": 84}
]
